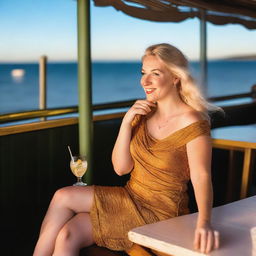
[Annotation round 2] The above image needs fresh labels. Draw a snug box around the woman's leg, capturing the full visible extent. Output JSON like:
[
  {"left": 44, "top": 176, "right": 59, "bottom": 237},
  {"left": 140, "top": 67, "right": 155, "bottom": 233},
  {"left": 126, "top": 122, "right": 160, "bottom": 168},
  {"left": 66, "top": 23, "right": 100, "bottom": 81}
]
[
  {"left": 33, "top": 185, "right": 94, "bottom": 256},
  {"left": 53, "top": 212, "right": 94, "bottom": 256}
]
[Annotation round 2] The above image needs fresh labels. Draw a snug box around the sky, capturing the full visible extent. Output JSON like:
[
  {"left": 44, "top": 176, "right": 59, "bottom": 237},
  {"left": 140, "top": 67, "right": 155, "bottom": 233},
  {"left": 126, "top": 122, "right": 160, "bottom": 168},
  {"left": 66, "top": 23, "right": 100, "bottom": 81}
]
[{"left": 0, "top": 0, "right": 255, "bottom": 63}]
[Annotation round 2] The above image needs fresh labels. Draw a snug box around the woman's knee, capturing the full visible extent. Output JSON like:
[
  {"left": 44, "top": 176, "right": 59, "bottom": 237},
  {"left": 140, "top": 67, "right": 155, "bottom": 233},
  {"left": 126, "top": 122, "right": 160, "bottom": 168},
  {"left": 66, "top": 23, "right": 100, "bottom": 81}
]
[
  {"left": 52, "top": 187, "right": 73, "bottom": 207},
  {"left": 55, "top": 225, "right": 73, "bottom": 245},
  {"left": 55, "top": 213, "right": 94, "bottom": 249},
  {"left": 51, "top": 186, "right": 95, "bottom": 212},
  {"left": 54, "top": 225, "right": 78, "bottom": 253}
]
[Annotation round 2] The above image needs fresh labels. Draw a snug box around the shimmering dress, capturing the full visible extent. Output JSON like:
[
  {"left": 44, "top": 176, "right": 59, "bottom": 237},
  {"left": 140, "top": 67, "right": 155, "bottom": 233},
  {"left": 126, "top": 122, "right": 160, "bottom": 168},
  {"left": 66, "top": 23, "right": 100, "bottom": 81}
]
[{"left": 90, "top": 115, "right": 210, "bottom": 251}]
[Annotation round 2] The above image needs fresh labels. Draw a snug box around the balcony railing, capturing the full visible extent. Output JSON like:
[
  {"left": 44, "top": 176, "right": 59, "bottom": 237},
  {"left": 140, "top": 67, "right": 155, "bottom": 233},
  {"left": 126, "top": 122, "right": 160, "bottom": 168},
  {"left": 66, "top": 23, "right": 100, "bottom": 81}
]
[{"left": 1, "top": 85, "right": 256, "bottom": 124}]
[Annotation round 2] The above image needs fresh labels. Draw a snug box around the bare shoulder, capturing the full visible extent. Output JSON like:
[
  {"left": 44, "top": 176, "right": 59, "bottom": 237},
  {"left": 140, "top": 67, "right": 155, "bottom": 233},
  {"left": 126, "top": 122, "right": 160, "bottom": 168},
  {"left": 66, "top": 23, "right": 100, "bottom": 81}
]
[
  {"left": 183, "top": 111, "right": 212, "bottom": 147},
  {"left": 180, "top": 110, "right": 207, "bottom": 127}
]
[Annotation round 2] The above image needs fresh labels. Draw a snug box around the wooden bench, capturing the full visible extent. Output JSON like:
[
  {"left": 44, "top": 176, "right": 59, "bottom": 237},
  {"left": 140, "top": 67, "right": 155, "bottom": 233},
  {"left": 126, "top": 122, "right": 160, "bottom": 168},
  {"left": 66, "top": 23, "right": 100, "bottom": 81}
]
[
  {"left": 80, "top": 244, "right": 127, "bottom": 256},
  {"left": 80, "top": 244, "right": 160, "bottom": 256}
]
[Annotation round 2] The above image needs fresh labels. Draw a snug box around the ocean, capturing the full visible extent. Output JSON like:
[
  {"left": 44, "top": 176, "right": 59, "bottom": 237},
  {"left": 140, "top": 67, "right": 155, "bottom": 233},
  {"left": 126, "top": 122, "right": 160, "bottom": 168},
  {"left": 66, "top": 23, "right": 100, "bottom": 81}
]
[{"left": 0, "top": 60, "right": 256, "bottom": 115}]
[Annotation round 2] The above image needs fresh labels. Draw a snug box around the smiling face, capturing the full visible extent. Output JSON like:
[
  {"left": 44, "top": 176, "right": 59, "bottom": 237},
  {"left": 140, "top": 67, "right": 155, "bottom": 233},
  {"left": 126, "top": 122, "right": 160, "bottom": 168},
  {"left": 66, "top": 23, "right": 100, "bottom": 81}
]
[{"left": 141, "top": 55, "right": 177, "bottom": 102}]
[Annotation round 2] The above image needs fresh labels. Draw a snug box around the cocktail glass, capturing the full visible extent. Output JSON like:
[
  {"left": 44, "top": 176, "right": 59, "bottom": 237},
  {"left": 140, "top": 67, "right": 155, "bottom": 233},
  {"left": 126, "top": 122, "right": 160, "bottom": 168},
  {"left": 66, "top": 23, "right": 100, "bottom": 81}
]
[{"left": 70, "top": 155, "right": 87, "bottom": 186}]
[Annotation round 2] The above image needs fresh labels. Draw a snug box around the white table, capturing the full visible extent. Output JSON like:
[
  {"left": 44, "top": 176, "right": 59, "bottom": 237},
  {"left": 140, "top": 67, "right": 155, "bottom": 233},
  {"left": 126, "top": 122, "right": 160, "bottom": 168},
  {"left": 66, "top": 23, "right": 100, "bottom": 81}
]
[{"left": 128, "top": 196, "right": 256, "bottom": 256}]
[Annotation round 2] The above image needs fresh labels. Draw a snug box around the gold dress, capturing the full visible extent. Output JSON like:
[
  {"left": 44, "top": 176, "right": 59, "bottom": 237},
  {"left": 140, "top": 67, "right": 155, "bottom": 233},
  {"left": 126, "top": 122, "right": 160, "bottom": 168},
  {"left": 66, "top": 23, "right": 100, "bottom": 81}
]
[{"left": 90, "top": 115, "right": 210, "bottom": 251}]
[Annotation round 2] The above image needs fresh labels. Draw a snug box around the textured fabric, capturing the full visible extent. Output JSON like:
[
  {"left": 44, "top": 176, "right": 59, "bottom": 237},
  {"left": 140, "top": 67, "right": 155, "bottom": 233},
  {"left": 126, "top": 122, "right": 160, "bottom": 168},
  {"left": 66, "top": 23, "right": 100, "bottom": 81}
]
[
  {"left": 94, "top": 0, "right": 256, "bottom": 30},
  {"left": 90, "top": 115, "right": 211, "bottom": 251}
]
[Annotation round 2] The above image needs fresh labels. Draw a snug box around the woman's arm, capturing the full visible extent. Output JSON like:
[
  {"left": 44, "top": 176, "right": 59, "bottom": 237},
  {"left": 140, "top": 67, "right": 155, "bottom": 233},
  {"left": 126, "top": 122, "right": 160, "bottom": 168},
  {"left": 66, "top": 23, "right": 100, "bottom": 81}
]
[
  {"left": 186, "top": 134, "right": 219, "bottom": 254},
  {"left": 112, "top": 100, "right": 156, "bottom": 176}
]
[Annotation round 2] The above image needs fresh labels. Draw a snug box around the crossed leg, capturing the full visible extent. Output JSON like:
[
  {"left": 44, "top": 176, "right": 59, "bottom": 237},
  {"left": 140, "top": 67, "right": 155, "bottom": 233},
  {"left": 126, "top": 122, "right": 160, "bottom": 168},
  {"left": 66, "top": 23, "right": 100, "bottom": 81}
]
[{"left": 33, "top": 185, "right": 95, "bottom": 256}]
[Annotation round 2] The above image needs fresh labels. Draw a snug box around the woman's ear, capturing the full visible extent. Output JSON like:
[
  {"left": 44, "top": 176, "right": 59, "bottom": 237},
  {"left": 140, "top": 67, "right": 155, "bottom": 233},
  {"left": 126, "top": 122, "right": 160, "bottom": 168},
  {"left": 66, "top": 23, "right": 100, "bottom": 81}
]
[{"left": 174, "top": 77, "right": 180, "bottom": 86}]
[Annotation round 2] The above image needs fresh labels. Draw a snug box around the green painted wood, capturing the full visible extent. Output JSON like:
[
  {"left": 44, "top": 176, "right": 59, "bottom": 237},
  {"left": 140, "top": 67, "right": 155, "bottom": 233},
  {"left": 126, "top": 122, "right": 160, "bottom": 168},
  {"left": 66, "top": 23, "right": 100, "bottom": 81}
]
[{"left": 77, "top": 0, "right": 93, "bottom": 184}]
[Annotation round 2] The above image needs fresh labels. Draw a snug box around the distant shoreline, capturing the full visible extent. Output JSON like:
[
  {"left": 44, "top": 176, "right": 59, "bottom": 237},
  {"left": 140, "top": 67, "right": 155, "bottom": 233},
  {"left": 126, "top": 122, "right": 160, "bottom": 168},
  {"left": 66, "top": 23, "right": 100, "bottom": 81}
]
[
  {"left": 1, "top": 55, "right": 256, "bottom": 64},
  {"left": 221, "top": 54, "right": 256, "bottom": 60}
]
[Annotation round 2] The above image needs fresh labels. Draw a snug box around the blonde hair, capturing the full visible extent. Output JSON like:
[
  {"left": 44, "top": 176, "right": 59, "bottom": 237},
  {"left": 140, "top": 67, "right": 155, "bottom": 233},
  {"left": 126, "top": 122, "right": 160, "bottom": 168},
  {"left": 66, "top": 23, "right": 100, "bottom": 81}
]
[{"left": 143, "top": 43, "right": 223, "bottom": 120}]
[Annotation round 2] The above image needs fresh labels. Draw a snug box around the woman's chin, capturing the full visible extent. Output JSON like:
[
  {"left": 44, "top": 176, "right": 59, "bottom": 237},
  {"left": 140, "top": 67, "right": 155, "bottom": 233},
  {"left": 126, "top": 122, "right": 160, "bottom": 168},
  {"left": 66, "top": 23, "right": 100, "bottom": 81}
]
[{"left": 146, "top": 94, "right": 157, "bottom": 102}]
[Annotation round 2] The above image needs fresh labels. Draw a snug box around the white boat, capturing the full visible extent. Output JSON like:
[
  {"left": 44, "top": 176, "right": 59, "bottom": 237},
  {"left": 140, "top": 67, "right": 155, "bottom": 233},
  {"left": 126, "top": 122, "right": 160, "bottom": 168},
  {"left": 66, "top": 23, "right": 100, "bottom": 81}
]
[{"left": 11, "top": 69, "right": 25, "bottom": 77}]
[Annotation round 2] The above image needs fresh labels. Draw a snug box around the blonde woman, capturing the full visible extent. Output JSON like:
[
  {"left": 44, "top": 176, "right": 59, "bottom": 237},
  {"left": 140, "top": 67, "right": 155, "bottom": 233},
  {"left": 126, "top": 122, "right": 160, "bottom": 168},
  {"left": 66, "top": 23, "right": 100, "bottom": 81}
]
[{"left": 33, "top": 43, "right": 220, "bottom": 256}]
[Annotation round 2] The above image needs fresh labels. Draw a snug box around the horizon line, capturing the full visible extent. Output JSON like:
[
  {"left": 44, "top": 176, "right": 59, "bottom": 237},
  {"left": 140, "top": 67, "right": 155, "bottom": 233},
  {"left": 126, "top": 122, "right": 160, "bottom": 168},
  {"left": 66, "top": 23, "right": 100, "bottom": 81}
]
[
  {"left": 1, "top": 52, "right": 256, "bottom": 65},
  {"left": 0, "top": 58, "right": 255, "bottom": 64},
  {"left": 1, "top": 53, "right": 256, "bottom": 64}
]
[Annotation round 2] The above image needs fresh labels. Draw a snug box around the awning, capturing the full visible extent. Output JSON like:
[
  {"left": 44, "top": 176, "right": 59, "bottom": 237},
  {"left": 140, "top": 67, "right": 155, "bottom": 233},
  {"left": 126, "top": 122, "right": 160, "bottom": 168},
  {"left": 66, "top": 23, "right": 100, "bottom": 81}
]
[{"left": 93, "top": 0, "right": 256, "bottom": 30}]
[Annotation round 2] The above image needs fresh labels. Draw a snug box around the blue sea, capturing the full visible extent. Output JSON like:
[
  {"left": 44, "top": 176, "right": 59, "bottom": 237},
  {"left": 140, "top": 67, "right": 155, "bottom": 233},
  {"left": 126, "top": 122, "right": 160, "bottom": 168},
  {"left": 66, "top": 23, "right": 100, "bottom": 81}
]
[{"left": 0, "top": 60, "right": 256, "bottom": 115}]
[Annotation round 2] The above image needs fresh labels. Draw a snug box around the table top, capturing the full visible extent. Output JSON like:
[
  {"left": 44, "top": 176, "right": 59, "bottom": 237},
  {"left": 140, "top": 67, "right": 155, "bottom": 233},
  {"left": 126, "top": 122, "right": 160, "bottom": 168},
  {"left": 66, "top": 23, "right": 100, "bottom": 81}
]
[
  {"left": 128, "top": 196, "right": 256, "bottom": 256},
  {"left": 211, "top": 124, "right": 256, "bottom": 148},
  {"left": 211, "top": 124, "right": 256, "bottom": 143}
]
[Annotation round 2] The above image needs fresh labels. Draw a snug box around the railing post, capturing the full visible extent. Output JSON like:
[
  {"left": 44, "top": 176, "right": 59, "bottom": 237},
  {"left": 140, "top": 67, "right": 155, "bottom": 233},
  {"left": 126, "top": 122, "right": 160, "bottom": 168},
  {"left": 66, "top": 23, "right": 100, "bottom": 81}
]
[
  {"left": 39, "top": 55, "right": 47, "bottom": 121},
  {"left": 200, "top": 9, "right": 208, "bottom": 96},
  {"left": 77, "top": 0, "right": 93, "bottom": 184},
  {"left": 251, "top": 84, "right": 256, "bottom": 99}
]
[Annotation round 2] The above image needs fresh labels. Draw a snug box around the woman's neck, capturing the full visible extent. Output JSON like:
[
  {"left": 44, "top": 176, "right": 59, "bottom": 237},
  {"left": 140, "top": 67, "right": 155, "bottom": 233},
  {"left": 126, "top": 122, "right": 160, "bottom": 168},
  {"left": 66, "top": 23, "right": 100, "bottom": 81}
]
[{"left": 155, "top": 93, "right": 189, "bottom": 119}]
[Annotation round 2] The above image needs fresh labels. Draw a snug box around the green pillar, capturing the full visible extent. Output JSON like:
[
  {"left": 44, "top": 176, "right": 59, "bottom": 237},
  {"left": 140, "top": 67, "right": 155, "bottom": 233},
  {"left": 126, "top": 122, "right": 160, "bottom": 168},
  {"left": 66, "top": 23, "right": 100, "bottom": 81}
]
[{"left": 77, "top": 0, "right": 93, "bottom": 184}]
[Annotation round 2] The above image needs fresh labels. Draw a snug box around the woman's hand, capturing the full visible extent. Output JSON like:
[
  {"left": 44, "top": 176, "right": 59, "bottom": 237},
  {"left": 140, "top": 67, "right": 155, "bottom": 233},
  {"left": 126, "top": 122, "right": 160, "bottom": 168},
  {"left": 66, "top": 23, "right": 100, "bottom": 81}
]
[
  {"left": 194, "top": 222, "right": 220, "bottom": 254},
  {"left": 123, "top": 100, "right": 156, "bottom": 126},
  {"left": 112, "top": 100, "right": 155, "bottom": 175}
]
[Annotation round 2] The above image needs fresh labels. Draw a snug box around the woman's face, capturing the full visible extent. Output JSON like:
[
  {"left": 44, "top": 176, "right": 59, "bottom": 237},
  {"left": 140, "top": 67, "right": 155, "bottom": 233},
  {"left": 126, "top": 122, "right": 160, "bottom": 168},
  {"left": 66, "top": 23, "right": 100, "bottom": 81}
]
[{"left": 141, "top": 55, "right": 177, "bottom": 102}]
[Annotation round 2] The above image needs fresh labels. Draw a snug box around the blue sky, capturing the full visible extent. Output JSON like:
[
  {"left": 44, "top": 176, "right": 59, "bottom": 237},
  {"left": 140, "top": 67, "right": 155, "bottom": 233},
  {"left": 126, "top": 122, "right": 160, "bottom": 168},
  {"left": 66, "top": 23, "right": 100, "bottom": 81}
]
[{"left": 0, "top": 0, "right": 255, "bottom": 62}]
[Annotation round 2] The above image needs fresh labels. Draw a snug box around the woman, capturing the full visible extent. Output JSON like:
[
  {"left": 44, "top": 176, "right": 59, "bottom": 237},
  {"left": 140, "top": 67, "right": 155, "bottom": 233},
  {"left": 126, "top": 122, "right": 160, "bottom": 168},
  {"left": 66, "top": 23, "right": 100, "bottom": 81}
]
[{"left": 33, "top": 43, "right": 221, "bottom": 256}]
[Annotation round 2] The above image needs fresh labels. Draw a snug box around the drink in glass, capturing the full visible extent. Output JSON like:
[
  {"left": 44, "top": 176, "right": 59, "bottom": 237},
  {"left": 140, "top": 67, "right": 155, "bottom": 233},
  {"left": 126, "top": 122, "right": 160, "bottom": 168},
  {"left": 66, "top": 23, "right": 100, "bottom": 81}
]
[{"left": 70, "top": 155, "right": 87, "bottom": 186}]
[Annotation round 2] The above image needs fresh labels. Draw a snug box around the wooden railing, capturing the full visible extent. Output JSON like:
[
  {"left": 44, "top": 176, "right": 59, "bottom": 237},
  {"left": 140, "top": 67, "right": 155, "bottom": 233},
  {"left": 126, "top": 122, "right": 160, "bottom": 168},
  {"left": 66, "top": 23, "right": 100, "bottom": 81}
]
[
  {"left": 1, "top": 85, "right": 256, "bottom": 124},
  {"left": 0, "top": 113, "right": 126, "bottom": 136}
]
